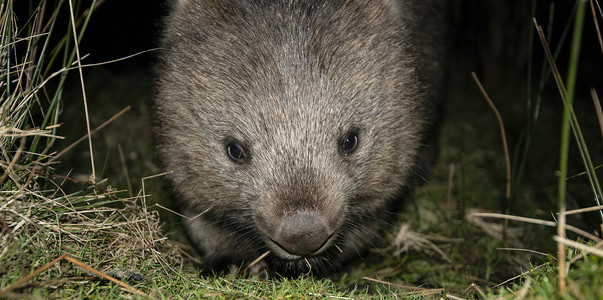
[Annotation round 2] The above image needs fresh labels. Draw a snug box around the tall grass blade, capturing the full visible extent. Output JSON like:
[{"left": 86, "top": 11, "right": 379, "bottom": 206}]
[
  {"left": 510, "top": 2, "right": 578, "bottom": 212},
  {"left": 28, "top": 0, "right": 98, "bottom": 160},
  {"left": 534, "top": 2, "right": 603, "bottom": 221}
]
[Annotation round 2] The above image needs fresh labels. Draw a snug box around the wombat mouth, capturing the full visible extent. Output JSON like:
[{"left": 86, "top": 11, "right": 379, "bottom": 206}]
[
  {"left": 254, "top": 209, "right": 344, "bottom": 261},
  {"left": 267, "top": 231, "right": 338, "bottom": 261}
]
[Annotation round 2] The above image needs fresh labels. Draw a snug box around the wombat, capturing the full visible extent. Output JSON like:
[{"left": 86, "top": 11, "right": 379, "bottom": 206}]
[{"left": 154, "top": 0, "right": 444, "bottom": 275}]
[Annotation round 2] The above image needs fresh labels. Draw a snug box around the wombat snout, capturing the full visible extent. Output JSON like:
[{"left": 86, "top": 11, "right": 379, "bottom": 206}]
[{"left": 273, "top": 211, "right": 333, "bottom": 256}]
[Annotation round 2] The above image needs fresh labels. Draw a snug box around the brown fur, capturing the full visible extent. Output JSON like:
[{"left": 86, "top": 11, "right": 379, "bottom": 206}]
[{"left": 154, "top": 0, "right": 444, "bottom": 274}]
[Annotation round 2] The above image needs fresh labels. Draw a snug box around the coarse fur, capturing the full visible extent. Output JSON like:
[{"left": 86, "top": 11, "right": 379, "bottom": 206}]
[{"left": 154, "top": 0, "right": 444, "bottom": 275}]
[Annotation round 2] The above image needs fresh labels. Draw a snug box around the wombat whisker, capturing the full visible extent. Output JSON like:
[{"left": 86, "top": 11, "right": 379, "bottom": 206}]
[
  {"left": 411, "top": 172, "right": 431, "bottom": 186},
  {"left": 341, "top": 220, "right": 383, "bottom": 246}
]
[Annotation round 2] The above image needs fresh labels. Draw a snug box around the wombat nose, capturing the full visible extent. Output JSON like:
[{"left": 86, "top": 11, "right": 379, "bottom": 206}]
[{"left": 275, "top": 212, "right": 332, "bottom": 256}]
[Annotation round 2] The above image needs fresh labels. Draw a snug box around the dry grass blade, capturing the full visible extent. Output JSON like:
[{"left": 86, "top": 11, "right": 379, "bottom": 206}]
[
  {"left": 564, "top": 204, "right": 603, "bottom": 215},
  {"left": 0, "top": 253, "right": 146, "bottom": 297},
  {"left": 360, "top": 276, "right": 443, "bottom": 297},
  {"left": 445, "top": 294, "right": 466, "bottom": 300},
  {"left": 156, "top": 202, "right": 211, "bottom": 220},
  {"left": 492, "top": 262, "right": 551, "bottom": 289},
  {"left": 0, "top": 127, "right": 63, "bottom": 139},
  {"left": 591, "top": 0, "right": 603, "bottom": 55},
  {"left": 469, "top": 212, "right": 601, "bottom": 242},
  {"left": 239, "top": 250, "right": 270, "bottom": 276},
  {"left": 553, "top": 236, "right": 603, "bottom": 258},
  {"left": 557, "top": 207, "right": 567, "bottom": 291},
  {"left": 566, "top": 164, "right": 603, "bottom": 180},
  {"left": 141, "top": 171, "right": 171, "bottom": 208},
  {"left": 391, "top": 223, "right": 453, "bottom": 263},
  {"left": 469, "top": 212, "right": 556, "bottom": 227},
  {"left": 63, "top": 255, "right": 147, "bottom": 296},
  {"left": 497, "top": 247, "right": 551, "bottom": 257},
  {"left": 71, "top": 48, "right": 158, "bottom": 69},
  {"left": 50, "top": 106, "right": 131, "bottom": 162},
  {"left": 464, "top": 283, "right": 486, "bottom": 298},
  {"left": 67, "top": 0, "right": 95, "bottom": 182},
  {"left": 471, "top": 72, "right": 511, "bottom": 201},
  {"left": 306, "top": 293, "right": 354, "bottom": 299},
  {"left": 0, "top": 253, "right": 68, "bottom": 297},
  {"left": 0, "top": 136, "right": 24, "bottom": 185},
  {"left": 569, "top": 240, "right": 603, "bottom": 263}
]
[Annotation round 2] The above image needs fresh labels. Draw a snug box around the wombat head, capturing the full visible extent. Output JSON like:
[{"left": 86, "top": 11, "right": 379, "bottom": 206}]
[{"left": 155, "top": 0, "right": 430, "bottom": 274}]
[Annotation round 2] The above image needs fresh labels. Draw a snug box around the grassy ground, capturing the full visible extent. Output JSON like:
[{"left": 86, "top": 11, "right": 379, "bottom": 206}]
[{"left": 1, "top": 0, "right": 602, "bottom": 298}]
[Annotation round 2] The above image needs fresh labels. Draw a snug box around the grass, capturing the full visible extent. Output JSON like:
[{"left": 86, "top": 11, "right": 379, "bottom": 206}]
[{"left": 1, "top": 0, "right": 603, "bottom": 298}]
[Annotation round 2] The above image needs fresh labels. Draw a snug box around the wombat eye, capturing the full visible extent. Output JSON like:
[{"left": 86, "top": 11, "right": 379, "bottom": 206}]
[
  {"left": 224, "top": 138, "right": 249, "bottom": 165},
  {"left": 339, "top": 129, "right": 359, "bottom": 156}
]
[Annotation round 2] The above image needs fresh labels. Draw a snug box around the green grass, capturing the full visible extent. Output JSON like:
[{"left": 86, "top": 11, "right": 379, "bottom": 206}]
[
  {"left": 1, "top": 0, "right": 602, "bottom": 298},
  {"left": 491, "top": 249, "right": 602, "bottom": 299}
]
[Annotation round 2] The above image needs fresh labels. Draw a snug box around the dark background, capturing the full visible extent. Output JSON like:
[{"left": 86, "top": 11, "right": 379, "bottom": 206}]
[{"left": 78, "top": 1, "right": 602, "bottom": 86}]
